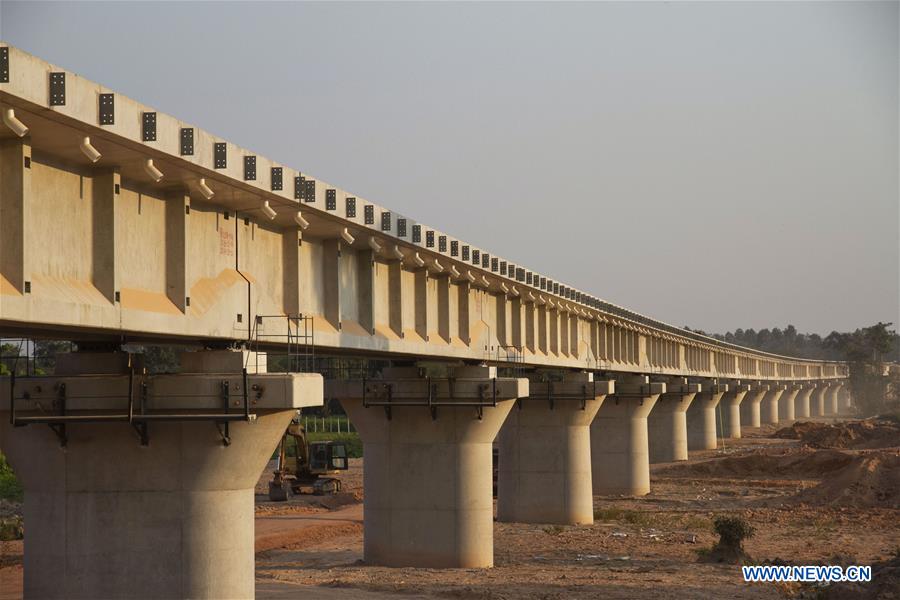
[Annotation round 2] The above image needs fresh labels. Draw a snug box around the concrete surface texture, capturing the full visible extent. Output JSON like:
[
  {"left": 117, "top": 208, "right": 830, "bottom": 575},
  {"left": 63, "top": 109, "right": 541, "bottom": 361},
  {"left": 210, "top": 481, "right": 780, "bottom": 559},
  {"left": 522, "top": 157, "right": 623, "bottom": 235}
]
[
  {"left": 739, "top": 385, "right": 769, "bottom": 428},
  {"left": 0, "top": 351, "right": 323, "bottom": 599},
  {"left": 719, "top": 383, "right": 749, "bottom": 439},
  {"left": 647, "top": 378, "right": 699, "bottom": 463},
  {"left": 795, "top": 386, "right": 814, "bottom": 418},
  {"left": 760, "top": 386, "right": 786, "bottom": 426},
  {"left": 0, "top": 43, "right": 848, "bottom": 382},
  {"left": 686, "top": 384, "right": 726, "bottom": 451},
  {"left": 826, "top": 383, "right": 841, "bottom": 415},
  {"left": 779, "top": 385, "right": 800, "bottom": 423},
  {"left": 590, "top": 375, "right": 663, "bottom": 496},
  {"left": 811, "top": 386, "right": 827, "bottom": 417},
  {"left": 329, "top": 367, "right": 526, "bottom": 568},
  {"left": 497, "top": 373, "right": 612, "bottom": 525}
]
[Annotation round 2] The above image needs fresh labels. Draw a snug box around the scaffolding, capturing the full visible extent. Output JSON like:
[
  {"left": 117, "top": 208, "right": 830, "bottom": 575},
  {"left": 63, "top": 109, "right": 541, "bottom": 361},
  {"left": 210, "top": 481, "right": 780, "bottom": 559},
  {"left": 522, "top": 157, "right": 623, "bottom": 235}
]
[{"left": 248, "top": 314, "right": 315, "bottom": 374}]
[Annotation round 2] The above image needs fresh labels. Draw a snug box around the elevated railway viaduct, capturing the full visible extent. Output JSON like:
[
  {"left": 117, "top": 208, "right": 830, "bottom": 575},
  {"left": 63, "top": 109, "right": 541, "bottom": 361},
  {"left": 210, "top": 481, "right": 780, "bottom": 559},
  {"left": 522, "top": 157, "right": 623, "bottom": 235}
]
[{"left": 0, "top": 45, "right": 848, "bottom": 598}]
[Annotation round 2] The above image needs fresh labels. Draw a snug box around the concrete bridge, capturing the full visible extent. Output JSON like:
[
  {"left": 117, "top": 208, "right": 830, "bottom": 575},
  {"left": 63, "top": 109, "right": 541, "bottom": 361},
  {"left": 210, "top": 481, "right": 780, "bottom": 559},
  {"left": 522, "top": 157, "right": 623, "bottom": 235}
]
[{"left": 0, "top": 44, "right": 849, "bottom": 598}]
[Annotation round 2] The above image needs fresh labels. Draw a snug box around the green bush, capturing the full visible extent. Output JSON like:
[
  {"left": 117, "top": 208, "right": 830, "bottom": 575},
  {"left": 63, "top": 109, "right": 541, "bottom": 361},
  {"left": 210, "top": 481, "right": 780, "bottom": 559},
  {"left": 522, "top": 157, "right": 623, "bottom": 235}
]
[
  {"left": 713, "top": 516, "right": 755, "bottom": 550},
  {"left": 0, "top": 516, "right": 23, "bottom": 541},
  {"left": 0, "top": 452, "right": 23, "bottom": 502}
]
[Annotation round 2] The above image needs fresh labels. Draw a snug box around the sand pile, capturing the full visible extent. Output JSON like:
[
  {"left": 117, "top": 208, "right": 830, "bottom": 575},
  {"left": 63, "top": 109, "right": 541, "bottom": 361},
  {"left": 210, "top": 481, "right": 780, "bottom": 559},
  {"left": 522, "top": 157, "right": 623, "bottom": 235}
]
[
  {"left": 797, "top": 450, "right": 900, "bottom": 509},
  {"left": 774, "top": 420, "right": 900, "bottom": 450},
  {"left": 658, "top": 448, "right": 855, "bottom": 480}
]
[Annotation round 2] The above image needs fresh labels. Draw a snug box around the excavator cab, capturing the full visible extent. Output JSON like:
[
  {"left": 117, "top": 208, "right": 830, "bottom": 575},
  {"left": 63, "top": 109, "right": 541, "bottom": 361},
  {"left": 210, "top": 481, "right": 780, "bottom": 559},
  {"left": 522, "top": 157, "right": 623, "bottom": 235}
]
[
  {"left": 309, "top": 440, "right": 348, "bottom": 472},
  {"left": 268, "top": 418, "right": 349, "bottom": 500}
]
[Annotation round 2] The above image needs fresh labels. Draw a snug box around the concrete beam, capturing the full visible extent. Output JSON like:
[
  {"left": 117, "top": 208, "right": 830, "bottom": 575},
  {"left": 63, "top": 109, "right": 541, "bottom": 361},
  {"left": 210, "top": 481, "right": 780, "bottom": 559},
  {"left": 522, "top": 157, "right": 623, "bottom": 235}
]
[{"left": 0, "top": 138, "right": 30, "bottom": 294}]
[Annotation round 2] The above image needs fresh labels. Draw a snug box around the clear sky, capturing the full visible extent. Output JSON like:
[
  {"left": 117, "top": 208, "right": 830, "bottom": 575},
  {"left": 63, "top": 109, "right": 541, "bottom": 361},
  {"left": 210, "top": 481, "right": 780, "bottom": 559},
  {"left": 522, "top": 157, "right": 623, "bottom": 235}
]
[{"left": 2, "top": 1, "right": 897, "bottom": 336}]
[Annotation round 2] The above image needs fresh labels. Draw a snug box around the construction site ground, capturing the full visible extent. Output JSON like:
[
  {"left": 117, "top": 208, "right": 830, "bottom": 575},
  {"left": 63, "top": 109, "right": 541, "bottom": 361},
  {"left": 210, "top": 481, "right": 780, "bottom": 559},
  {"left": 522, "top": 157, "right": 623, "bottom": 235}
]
[{"left": 2, "top": 416, "right": 899, "bottom": 599}]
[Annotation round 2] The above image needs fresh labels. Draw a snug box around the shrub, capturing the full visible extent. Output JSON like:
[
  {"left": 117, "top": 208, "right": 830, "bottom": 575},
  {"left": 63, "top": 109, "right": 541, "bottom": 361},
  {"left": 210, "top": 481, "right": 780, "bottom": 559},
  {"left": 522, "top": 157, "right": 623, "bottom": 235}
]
[
  {"left": 0, "top": 453, "right": 23, "bottom": 502},
  {"left": 0, "top": 517, "right": 23, "bottom": 541},
  {"left": 713, "top": 515, "right": 755, "bottom": 549}
]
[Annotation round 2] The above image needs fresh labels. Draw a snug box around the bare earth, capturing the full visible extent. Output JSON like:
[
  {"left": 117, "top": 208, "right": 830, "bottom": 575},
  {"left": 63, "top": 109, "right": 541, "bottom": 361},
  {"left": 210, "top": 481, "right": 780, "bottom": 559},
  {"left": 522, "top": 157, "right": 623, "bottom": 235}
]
[
  {"left": 256, "top": 421, "right": 900, "bottom": 599},
  {"left": 2, "top": 419, "right": 898, "bottom": 599}
]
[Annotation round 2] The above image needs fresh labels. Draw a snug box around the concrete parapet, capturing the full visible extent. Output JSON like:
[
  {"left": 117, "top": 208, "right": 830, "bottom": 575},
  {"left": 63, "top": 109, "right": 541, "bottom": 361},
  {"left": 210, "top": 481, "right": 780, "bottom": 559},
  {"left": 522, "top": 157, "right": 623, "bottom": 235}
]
[
  {"left": 590, "top": 375, "right": 663, "bottom": 496},
  {"left": 497, "top": 372, "right": 613, "bottom": 525},
  {"left": 647, "top": 378, "right": 698, "bottom": 463},
  {"left": 686, "top": 381, "right": 727, "bottom": 451},
  {"left": 326, "top": 366, "right": 527, "bottom": 568}
]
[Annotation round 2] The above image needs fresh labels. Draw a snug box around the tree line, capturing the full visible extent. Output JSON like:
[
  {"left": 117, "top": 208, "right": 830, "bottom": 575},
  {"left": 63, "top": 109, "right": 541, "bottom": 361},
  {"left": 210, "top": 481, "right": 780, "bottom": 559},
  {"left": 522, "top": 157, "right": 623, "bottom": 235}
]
[{"left": 683, "top": 322, "right": 900, "bottom": 364}]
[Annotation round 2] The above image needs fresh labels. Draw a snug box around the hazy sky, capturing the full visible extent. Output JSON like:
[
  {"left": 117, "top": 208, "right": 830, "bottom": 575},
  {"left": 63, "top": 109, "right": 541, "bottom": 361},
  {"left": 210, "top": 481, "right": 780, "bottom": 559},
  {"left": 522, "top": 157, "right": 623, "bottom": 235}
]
[{"left": 2, "top": 1, "right": 897, "bottom": 335}]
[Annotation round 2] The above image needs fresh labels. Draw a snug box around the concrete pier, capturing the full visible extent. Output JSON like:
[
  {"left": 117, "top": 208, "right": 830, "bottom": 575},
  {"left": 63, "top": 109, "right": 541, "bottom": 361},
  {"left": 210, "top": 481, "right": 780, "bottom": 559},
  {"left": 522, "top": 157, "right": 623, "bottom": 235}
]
[
  {"left": 686, "top": 381, "right": 727, "bottom": 451},
  {"left": 328, "top": 366, "right": 526, "bottom": 568},
  {"left": 740, "top": 383, "right": 769, "bottom": 428},
  {"left": 794, "top": 385, "right": 814, "bottom": 418},
  {"left": 760, "top": 384, "right": 786, "bottom": 425},
  {"left": 497, "top": 373, "right": 613, "bottom": 525},
  {"left": 779, "top": 384, "right": 800, "bottom": 423},
  {"left": 825, "top": 383, "right": 841, "bottom": 415},
  {"left": 811, "top": 384, "right": 827, "bottom": 417},
  {"left": 0, "top": 351, "right": 322, "bottom": 600},
  {"left": 590, "top": 375, "right": 663, "bottom": 496},
  {"left": 839, "top": 385, "right": 854, "bottom": 414},
  {"left": 647, "top": 378, "right": 699, "bottom": 463},
  {"left": 719, "top": 382, "right": 750, "bottom": 439}
]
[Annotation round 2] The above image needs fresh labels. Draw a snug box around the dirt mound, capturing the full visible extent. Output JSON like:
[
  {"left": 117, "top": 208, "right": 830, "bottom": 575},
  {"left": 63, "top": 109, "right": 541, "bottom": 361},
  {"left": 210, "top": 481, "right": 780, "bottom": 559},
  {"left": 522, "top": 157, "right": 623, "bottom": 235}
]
[
  {"left": 658, "top": 448, "right": 855, "bottom": 480},
  {"left": 773, "top": 420, "right": 900, "bottom": 450},
  {"left": 797, "top": 450, "right": 900, "bottom": 509},
  {"left": 316, "top": 490, "right": 362, "bottom": 510}
]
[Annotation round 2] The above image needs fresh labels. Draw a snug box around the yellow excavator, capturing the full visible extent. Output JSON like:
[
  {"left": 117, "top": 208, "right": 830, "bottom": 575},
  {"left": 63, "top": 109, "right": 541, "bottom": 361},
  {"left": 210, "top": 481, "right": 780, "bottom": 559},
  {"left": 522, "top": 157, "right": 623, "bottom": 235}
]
[{"left": 268, "top": 417, "right": 349, "bottom": 500}]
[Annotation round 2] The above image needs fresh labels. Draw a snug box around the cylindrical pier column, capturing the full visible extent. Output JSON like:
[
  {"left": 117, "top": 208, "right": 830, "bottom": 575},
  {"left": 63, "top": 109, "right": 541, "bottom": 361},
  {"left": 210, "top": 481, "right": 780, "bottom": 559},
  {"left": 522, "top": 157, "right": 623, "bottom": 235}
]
[
  {"left": 590, "top": 376, "right": 663, "bottom": 496},
  {"left": 811, "top": 384, "right": 827, "bottom": 417},
  {"left": 779, "top": 385, "right": 800, "bottom": 423},
  {"left": 330, "top": 366, "right": 526, "bottom": 568},
  {"left": 0, "top": 351, "right": 321, "bottom": 600},
  {"left": 760, "top": 385, "right": 786, "bottom": 425},
  {"left": 740, "top": 384, "right": 769, "bottom": 428},
  {"left": 498, "top": 374, "right": 612, "bottom": 525},
  {"left": 839, "top": 385, "right": 853, "bottom": 413},
  {"left": 647, "top": 378, "right": 699, "bottom": 463},
  {"left": 794, "top": 386, "right": 814, "bottom": 418},
  {"left": 825, "top": 383, "right": 840, "bottom": 415},
  {"left": 686, "top": 382, "right": 726, "bottom": 451},
  {"left": 719, "top": 383, "right": 750, "bottom": 439}
]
